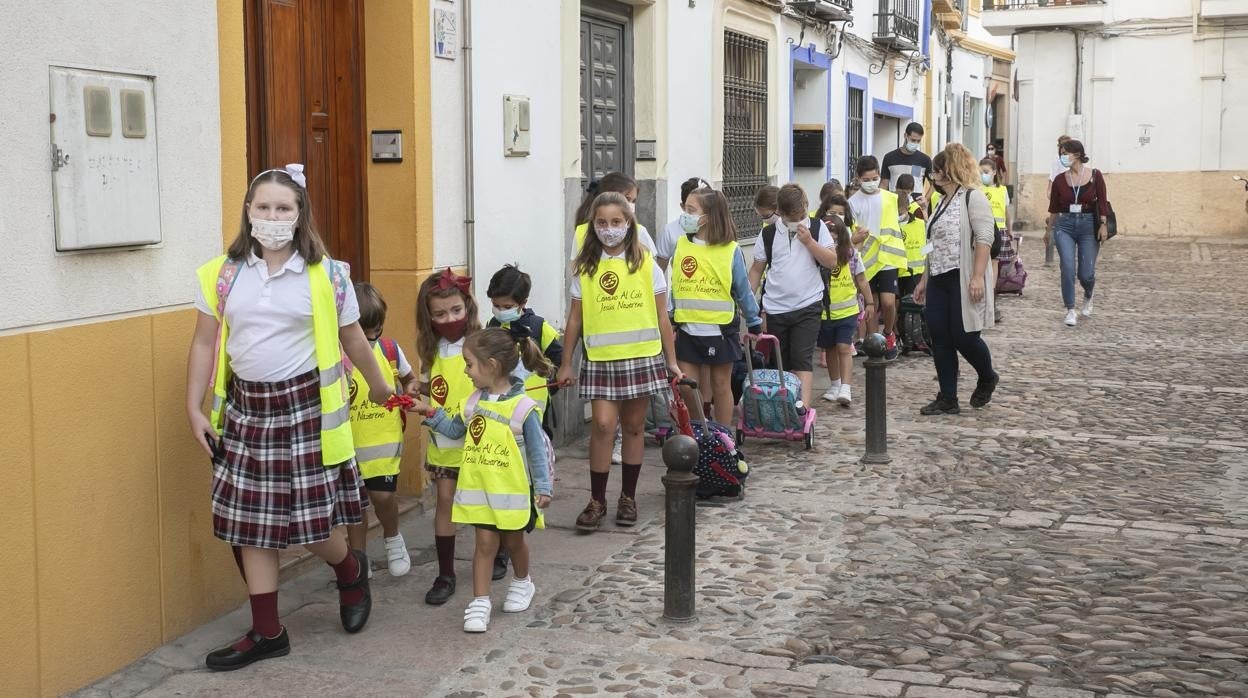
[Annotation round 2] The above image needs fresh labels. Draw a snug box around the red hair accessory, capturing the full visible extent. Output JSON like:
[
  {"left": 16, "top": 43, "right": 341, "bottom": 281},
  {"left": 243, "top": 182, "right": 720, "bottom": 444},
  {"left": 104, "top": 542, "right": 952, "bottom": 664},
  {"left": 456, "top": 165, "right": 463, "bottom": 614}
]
[{"left": 433, "top": 268, "right": 471, "bottom": 295}]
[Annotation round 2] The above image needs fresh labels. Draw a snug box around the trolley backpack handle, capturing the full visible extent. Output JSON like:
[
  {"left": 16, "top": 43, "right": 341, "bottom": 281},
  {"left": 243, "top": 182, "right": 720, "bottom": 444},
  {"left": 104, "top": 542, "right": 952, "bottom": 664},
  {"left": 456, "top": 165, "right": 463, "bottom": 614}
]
[{"left": 744, "top": 333, "right": 786, "bottom": 375}]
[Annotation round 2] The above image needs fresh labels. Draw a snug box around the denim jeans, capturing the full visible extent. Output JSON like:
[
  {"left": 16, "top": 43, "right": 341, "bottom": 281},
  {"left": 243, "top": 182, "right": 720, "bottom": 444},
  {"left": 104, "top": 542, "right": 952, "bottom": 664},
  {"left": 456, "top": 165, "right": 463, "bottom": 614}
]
[
  {"left": 923, "top": 270, "right": 996, "bottom": 401},
  {"left": 1054, "top": 213, "right": 1099, "bottom": 309}
]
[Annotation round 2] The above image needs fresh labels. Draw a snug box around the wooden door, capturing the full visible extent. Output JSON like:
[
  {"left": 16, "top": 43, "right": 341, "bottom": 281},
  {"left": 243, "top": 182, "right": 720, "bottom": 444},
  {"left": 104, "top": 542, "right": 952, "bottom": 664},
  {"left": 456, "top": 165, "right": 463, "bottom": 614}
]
[
  {"left": 245, "top": 0, "right": 368, "bottom": 277},
  {"left": 579, "top": 5, "right": 631, "bottom": 184}
]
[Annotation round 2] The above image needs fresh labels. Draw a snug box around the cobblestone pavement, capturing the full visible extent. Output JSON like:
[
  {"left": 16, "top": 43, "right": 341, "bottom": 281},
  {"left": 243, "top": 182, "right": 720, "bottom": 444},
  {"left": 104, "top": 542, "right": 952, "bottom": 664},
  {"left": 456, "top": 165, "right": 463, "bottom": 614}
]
[
  {"left": 433, "top": 237, "right": 1248, "bottom": 698},
  {"left": 80, "top": 237, "right": 1248, "bottom": 697}
]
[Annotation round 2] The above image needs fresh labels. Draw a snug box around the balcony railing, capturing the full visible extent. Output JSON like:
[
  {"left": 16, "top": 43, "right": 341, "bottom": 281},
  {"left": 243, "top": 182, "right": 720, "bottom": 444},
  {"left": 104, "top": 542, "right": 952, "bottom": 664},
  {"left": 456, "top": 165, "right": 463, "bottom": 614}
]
[
  {"left": 985, "top": 0, "right": 1104, "bottom": 9},
  {"left": 873, "top": 0, "right": 920, "bottom": 50},
  {"left": 788, "top": 0, "right": 854, "bottom": 21}
]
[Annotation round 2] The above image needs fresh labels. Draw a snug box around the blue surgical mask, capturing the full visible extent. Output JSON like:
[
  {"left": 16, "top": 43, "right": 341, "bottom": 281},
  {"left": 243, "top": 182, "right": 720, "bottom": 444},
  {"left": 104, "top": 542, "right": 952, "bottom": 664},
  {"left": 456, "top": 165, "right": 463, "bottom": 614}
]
[
  {"left": 905, "top": 141, "right": 920, "bottom": 153},
  {"left": 679, "top": 212, "right": 703, "bottom": 234},
  {"left": 1060, "top": 154, "right": 1073, "bottom": 168},
  {"left": 492, "top": 307, "right": 522, "bottom": 324},
  {"left": 981, "top": 173, "right": 993, "bottom": 185}
]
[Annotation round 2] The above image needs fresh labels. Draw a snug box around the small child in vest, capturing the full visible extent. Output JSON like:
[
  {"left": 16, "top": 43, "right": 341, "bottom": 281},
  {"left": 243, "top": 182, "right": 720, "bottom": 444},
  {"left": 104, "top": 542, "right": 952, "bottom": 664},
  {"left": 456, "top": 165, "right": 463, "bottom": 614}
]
[
  {"left": 671, "top": 186, "right": 762, "bottom": 426},
  {"left": 485, "top": 263, "right": 562, "bottom": 580},
  {"left": 557, "top": 191, "right": 683, "bottom": 533},
  {"left": 980, "top": 157, "right": 1012, "bottom": 322},
  {"left": 344, "top": 282, "right": 418, "bottom": 577},
  {"left": 415, "top": 269, "right": 483, "bottom": 607},
  {"left": 893, "top": 174, "right": 928, "bottom": 300},
  {"left": 410, "top": 328, "right": 554, "bottom": 633}
]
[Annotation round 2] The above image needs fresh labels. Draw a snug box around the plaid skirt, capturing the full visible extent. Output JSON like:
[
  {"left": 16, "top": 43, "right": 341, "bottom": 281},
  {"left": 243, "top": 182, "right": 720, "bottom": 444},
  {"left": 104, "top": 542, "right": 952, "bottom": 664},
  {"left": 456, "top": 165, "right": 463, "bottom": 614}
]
[
  {"left": 579, "top": 353, "right": 672, "bottom": 402},
  {"left": 211, "top": 369, "right": 369, "bottom": 550}
]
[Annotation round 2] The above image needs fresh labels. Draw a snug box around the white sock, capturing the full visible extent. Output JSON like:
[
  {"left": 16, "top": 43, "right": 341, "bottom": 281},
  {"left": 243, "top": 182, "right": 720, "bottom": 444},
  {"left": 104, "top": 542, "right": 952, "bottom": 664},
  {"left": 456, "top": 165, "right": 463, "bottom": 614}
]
[
  {"left": 513, "top": 575, "right": 532, "bottom": 584},
  {"left": 829, "top": 379, "right": 841, "bottom": 391},
  {"left": 474, "top": 595, "right": 491, "bottom": 604}
]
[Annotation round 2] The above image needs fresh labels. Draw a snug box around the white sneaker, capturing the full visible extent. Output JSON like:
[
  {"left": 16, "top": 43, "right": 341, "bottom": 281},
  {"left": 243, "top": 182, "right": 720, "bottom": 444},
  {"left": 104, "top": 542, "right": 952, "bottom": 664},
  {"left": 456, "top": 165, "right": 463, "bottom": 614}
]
[
  {"left": 463, "top": 597, "right": 492, "bottom": 633},
  {"left": 1064, "top": 309, "right": 1078, "bottom": 327},
  {"left": 837, "top": 384, "right": 852, "bottom": 407},
  {"left": 502, "top": 576, "right": 536, "bottom": 612},
  {"left": 820, "top": 383, "right": 841, "bottom": 402},
  {"left": 611, "top": 430, "right": 623, "bottom": 465},
  {"left": 1081, "top": 296, "right": 1094, "bottom": 317},
  {"left": 384, "top": 533, "right": 411, "bottom": 577}
]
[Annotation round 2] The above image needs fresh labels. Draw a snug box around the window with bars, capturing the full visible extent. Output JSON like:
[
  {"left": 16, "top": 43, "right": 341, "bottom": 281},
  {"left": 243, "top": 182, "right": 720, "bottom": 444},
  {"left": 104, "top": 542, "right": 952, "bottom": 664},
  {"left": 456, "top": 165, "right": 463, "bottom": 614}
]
[
  {"left": 847, "top": 86, "right": 864, "bottom": 178},
  {"left": 723, "top": 31, "right": 768, "bottom": 239}
]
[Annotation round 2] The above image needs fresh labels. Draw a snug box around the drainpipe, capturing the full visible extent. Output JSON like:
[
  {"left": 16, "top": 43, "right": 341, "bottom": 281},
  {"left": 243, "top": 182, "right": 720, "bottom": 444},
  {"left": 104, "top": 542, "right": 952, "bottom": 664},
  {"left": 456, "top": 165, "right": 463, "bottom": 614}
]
[
  {"left": 1070, "top": 28, "right": 1082, "bottom": 115},
  {"left": 462, "top": 0, "right": 476, "bottom": 279}
]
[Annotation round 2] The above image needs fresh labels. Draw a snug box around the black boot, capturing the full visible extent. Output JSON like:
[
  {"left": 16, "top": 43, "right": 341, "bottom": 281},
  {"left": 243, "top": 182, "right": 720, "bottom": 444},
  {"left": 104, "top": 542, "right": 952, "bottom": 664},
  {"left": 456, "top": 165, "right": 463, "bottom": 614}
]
[
  {"left": 424, "top": 575, "right": 457, "bottom": 605},
  {"left": 205, "top": 628, "right": 290, "bottom": 671},
  {"left": 970, "top": 373, "right": 1000, "bottom": 408},
  {"left": 337, "top": 549, "right": 372, "bottom": 633}
]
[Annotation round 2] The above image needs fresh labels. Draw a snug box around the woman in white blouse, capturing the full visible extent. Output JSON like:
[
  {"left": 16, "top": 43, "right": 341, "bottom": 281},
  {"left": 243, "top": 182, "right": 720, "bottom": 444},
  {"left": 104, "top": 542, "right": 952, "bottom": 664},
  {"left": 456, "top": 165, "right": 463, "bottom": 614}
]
[{"left": 913, "top": 144, "right": 1000, "bottom": 415}]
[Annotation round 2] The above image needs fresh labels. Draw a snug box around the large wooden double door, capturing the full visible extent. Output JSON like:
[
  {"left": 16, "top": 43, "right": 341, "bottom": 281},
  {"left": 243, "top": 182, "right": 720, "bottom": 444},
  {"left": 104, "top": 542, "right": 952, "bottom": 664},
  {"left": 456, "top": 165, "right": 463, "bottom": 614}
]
[{"left": 245, "top": 0, "right": 368, "bottom": 276}]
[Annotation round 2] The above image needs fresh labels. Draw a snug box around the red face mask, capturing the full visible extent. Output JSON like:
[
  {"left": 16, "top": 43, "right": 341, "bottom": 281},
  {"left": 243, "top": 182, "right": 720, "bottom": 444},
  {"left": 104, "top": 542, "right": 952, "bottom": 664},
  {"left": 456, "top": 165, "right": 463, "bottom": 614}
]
[{"left": 433, "top": 318, "right": 468, "bottom": 343}]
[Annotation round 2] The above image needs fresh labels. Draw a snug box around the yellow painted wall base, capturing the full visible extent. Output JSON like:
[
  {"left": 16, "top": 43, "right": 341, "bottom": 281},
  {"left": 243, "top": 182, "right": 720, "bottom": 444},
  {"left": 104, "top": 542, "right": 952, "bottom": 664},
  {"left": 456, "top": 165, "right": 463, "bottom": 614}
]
[{"left": 1015, "top": 172, "right": 1248, "bottom": 238}]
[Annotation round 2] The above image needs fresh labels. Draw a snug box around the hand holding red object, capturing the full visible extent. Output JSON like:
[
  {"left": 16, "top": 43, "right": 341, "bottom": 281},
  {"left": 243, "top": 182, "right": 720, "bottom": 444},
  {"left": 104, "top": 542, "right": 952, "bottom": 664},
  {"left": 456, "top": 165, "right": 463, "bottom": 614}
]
[{"left": 384, "top": 394, "right": 434, "bottom": 417}]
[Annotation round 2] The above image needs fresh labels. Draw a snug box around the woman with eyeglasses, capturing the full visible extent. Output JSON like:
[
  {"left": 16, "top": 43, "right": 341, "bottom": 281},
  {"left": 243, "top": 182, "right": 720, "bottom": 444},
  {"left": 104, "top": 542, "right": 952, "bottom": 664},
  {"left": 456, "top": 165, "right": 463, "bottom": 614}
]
[{"left": 912, "top": 143, "right": 1000, "bottom": 416}]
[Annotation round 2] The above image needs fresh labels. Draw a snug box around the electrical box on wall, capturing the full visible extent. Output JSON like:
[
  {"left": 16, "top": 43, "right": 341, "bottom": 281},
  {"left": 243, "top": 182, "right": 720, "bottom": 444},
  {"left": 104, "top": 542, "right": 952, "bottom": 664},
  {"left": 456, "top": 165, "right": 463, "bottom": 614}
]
[
  {"left": 503, "top": 94, "right": 531, "bottom": 157},
  {"left": 49, "top": 67, "right": 161, "bottom": 251}
]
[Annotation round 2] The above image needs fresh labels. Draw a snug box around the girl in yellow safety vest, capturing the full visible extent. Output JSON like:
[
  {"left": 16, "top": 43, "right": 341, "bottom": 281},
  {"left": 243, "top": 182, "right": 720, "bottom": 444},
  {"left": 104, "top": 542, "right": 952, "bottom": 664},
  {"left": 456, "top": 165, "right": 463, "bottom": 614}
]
[
  {"left": 980, "top": 157, "right": 1011, "bottom": 322},
  {"left": 414, "top": 269, "right": 483, "bottom": 607},
  {"left": 816, "top": 198, "right": 875, "bottom": 405},
  {"left": 411, "top": 327, "right": 554, "bottom": 633},
  {"left": 671, "top": 187, "right": 763, "bottom": 426},
  {"left": 186, "top": 167, "right": 394, "bottom": 670},
  {"left": 557, "top": 191, "right": 683, "bottom": 534}
]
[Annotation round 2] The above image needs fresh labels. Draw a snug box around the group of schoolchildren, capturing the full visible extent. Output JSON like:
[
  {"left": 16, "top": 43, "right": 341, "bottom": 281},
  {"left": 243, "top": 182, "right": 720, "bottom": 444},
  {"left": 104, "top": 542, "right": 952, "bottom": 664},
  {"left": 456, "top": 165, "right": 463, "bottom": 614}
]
[{"left": 188, "top": 148, "right": 1015, "bottom": 671}]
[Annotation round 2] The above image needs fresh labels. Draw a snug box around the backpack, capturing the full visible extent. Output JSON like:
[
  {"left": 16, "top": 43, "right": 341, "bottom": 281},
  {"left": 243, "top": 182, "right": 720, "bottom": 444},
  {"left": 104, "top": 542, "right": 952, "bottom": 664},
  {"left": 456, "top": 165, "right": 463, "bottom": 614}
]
[
  {"left": 761, "top": 216, "right": 830, "bottom": 311},
  {"left": 1092, "top": 169, "right": 1117, "bottom": 239}
]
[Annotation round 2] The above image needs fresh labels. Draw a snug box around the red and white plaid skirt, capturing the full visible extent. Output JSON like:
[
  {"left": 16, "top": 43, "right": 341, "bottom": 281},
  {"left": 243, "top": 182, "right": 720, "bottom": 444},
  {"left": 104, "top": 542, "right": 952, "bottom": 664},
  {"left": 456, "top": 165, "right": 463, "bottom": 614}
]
[
  {"left": 211, "top": 369, "right": 368, "bottom": 549},
  {"left": 578, "top": 353, "right": 672, "bottom": 402}
]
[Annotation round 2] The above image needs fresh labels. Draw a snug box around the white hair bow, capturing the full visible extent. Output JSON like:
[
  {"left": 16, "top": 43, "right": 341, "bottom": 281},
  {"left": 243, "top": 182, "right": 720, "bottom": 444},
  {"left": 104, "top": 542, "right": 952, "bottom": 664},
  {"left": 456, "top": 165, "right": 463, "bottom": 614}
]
[{"left": 250, "top": 163, "right": 307, "bottom": 189}]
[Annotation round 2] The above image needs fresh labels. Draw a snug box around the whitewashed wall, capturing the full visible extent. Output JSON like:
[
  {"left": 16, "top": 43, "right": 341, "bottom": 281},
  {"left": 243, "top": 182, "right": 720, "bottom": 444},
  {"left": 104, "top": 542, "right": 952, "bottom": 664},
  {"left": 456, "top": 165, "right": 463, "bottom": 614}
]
[{"left": 0, "top": 3, "right": 222, "bottom": 331}]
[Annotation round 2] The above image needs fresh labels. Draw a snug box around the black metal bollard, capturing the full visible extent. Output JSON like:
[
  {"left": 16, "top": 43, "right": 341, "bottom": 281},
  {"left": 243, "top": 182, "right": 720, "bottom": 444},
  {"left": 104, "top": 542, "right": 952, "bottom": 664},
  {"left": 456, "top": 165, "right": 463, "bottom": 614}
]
[
  {"left": 861, "top": 332, "right": 892, "bottom": 465},
  {"left": 661, "top": 434, "right": 699, "bottom": 622}
]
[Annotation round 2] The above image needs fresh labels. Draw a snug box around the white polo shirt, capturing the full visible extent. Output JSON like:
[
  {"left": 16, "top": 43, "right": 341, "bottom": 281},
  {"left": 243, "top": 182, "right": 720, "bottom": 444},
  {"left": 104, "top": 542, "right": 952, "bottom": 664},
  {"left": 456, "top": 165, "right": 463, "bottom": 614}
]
[
  {"left": 753, "top": 219, "right": 834, "bottom": 314},
  {"left": 194, "top": 252, "right": 360, "bottom": 382}
]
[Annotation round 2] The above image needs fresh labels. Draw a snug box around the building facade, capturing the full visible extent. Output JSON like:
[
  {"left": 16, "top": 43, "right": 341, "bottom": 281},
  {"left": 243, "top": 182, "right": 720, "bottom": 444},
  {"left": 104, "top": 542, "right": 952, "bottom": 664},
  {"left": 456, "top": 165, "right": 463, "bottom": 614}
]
[{"left": 985, "top": 0, "right": 1248, "bottom": 236}]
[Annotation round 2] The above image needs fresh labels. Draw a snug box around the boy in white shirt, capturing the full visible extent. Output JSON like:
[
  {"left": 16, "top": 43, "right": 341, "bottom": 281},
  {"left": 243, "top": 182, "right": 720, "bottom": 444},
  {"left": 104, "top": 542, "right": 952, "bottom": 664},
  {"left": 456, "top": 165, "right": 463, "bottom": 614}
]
[{"left": 748, "top": 183, "right": 839, "bottom": 408}]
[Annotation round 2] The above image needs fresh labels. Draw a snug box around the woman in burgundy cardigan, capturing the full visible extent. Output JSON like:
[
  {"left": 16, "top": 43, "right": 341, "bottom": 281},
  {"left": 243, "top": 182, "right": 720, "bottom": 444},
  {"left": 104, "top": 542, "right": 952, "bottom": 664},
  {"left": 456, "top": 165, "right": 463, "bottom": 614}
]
[{"left": 1043, "top": 139, "right": 1109, "bottom": 327}]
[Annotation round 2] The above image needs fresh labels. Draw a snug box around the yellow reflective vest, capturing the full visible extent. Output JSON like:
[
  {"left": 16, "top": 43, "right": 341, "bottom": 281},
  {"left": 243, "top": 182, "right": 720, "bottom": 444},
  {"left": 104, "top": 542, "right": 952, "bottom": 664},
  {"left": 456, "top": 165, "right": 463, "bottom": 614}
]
[
  {"left": 580, "top": 254, "right": 662, "bottom": 361},
  {"left": 425, "top": 345, "right": 475, "bottom": 468},
  {"left": 196, "top": 254, "right": 354, "bottom": 466},
  {"left": 670, "top": 235, "right": 737, "bottom": 325},
  {"left": 452, "top": 392, "right": 545, "bottom": 531},
  {"left": 494, "top": 319, "right": 561, "bottom": 416},
  {"left": 984, "top": 184, "right": 1008, "bottom": 231},
  {"left": 350, "top": 341, "right": 404, "bottom": 479},
  {"left": 898, "top": 201, "right": 927, "bottom": 279},
  {"left": 859, "top": 190, "right": 908, "bottom": 279},
  {"left": 823, "top": 259, "right": 862, "bottom": 322}
]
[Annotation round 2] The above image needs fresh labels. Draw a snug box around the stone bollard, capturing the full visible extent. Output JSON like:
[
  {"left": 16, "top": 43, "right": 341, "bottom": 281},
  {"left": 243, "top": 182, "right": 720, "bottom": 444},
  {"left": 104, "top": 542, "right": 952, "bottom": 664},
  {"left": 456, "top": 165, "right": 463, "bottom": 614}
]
[
  {"left": 861, "top": 332, "right": 892, "bottom": 465},
  {"left": 660, "top": 434, "right": 699, "bottom": 622}
]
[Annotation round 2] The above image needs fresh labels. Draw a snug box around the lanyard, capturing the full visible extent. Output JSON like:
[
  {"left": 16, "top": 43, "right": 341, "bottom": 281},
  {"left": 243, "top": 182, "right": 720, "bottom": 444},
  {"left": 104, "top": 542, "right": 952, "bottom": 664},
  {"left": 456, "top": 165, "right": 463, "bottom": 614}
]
[{"left": 928, "top": 187, "right": 961, "bottom": 229}]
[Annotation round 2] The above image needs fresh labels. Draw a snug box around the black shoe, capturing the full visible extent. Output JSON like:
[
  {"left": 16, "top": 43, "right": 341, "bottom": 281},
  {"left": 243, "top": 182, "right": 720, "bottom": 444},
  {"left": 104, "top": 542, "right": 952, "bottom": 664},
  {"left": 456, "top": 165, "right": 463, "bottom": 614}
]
[
  {"left": 205, "top": 628, "right": 290, "bottom": 671},
  {"left": 492, "top": 551, "right": 509, "bottom": 581},
  {"left": 920, "top": 395, "right": 961, "bottom": 415},
  {"left": 337, "top": 549, "right": 372, "bottom": 633},
  {"left": 970, "top": 374, "right": 1000, "bottom": 408},
  {"left": 425, "top": 574, "right": 456, "bottom": 605}
]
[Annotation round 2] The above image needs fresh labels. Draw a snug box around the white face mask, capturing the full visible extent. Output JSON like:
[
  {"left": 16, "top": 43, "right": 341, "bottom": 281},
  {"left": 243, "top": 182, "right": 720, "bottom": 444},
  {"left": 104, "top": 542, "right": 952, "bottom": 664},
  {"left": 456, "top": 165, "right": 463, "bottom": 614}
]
[
  {"left": 859, "top": 180, "right": 880, "bottom": 194},
  {"left": 492, "top": 306, "right": 522, "bottom": 324},
  {"left": 679, "top": 212, "right": 703, "bottom": 234},
  {"left": 627, "top": 200, "right": 636, "bottom": 214},
  {"left": 250, "top": 217, "right": 297, "bottom": 251},
  {"left": 596, "top": 226, "right": 629, "bottom": 248},
  {"left": 905, "top": 141, "right": 920, "bottom": 153}
]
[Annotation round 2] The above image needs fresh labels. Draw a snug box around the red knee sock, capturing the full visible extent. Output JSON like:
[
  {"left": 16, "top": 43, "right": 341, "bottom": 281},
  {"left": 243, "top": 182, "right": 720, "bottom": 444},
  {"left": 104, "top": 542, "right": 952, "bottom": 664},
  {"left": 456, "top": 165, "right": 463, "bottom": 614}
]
[
  {"left": 621, "top": 463, "right": 642, "bottom": 499},
  {"left": 330, "top": 551, "right": 365, "bottom": 605},
  {"left": 233, "top": 591, "right": 280, "bottom": 650},
  {"left": 590, "top": 471, "right": 609, "bottom": 504},
  {"left": 435, "top": 535, "right": 456, "bottom": 578}
]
